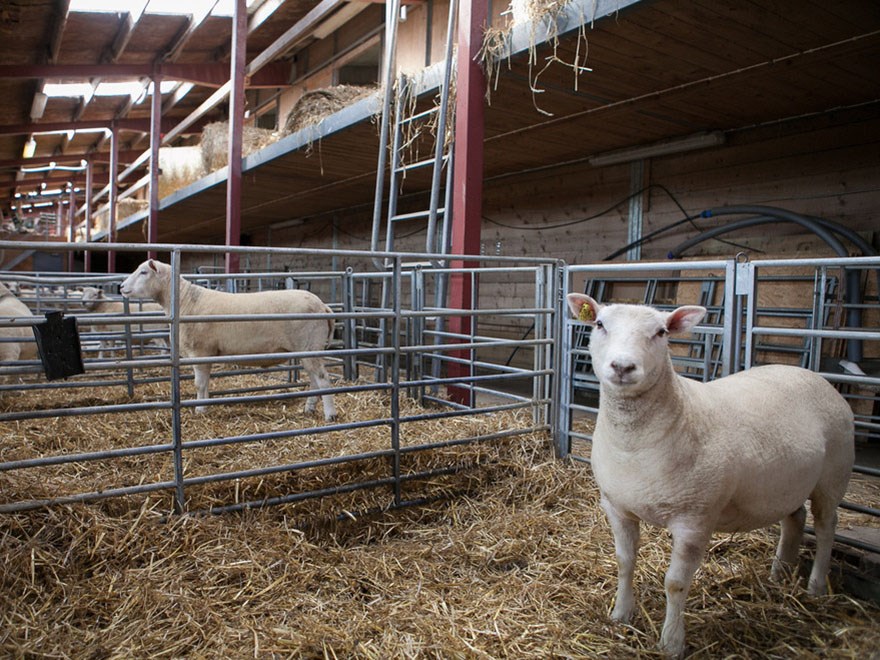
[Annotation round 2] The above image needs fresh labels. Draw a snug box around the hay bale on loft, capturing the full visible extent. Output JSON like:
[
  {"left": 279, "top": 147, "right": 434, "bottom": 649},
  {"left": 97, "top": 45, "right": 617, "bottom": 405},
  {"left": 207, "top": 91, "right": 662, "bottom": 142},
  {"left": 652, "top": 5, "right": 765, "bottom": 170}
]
[
  {"left": 282, "top": 85, "right": 377, "bottom": 135},
  {"left": 158, "top": 146, "right": 205, "bottom": 198},
  {"left": 92, "top": 198, "right": 148, "bottom": 234},
  {"left": 200, "top": 122, "right": 279, "bottom": 173}
]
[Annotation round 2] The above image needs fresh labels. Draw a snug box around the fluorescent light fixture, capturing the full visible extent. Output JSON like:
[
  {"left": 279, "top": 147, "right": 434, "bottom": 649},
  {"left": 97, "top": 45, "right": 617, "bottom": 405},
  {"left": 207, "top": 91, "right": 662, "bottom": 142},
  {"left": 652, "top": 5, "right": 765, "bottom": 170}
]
[
  {"left": 30, "top": 92, "right": 48, "bottom": 120},
  {"left": 70, "top": 0, "right": 254, "bottom": 16},
  {"left": 588, "top": 131, "right": 725, "bottom": 167},
  {"left": 22, "top": 137, "right": 36, "bottom": 159},
  {"left": 43, "top": 82, "right": 93, "bottom": 98}
]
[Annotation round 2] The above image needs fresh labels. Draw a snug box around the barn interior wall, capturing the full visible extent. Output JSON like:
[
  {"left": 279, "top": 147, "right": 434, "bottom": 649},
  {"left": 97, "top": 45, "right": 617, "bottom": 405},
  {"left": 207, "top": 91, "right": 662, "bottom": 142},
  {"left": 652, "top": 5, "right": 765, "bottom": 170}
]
[{"left": 251, "top": 104, "right": 879, "bottom": 369}]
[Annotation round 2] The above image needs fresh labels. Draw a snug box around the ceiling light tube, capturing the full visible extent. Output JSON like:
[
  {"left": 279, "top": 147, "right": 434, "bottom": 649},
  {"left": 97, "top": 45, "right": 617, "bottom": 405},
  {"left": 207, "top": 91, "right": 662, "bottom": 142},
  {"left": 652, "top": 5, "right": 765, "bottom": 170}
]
[
  {"left": 30, "top": 92, "right": 48, "bottom": 120},
  {"left": 22, "top": 136, "right": 37, "bottom": 159},
  {"left": 588, "top": 131, "right": 725, "bottom": 167}
]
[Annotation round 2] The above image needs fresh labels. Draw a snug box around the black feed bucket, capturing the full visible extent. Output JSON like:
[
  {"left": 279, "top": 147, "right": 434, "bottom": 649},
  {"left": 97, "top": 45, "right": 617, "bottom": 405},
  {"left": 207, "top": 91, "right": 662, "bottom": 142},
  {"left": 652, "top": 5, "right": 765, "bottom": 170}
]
[{"left": 32, "top": 311, "right": 85, "bottom": 380}]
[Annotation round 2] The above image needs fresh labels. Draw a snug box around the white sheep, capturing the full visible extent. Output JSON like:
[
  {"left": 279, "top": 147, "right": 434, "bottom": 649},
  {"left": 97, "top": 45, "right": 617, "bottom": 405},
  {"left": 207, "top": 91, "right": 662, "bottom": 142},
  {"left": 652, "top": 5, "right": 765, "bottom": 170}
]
[
  {"left": 566, "top": 293, "right": 854, "bottom": 657},
  {"left": 120, "top": 259, "right": 336, "bottom": 420},
  {"left": 0, "top": 281, "right": 37, "bottom": 363},
  {"left": 80, "top": 286, "right": 167, "bottom": 358}
]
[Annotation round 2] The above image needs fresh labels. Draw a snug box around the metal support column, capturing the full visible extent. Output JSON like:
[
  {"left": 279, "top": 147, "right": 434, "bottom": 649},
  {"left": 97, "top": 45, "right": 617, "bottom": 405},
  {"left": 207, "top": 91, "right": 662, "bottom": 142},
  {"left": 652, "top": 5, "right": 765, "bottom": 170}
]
[
  {"left": 447, "top": 0, "right": 487, "bottom": 405},
  {"left": 626, "top": 159, "right": 645, "bottom": 261},
  {"left": 148, "top": 74, "right": 162, "bottom": 259},
  {"left": 225, "top": 0, "right": 247, "bottom": 277}
]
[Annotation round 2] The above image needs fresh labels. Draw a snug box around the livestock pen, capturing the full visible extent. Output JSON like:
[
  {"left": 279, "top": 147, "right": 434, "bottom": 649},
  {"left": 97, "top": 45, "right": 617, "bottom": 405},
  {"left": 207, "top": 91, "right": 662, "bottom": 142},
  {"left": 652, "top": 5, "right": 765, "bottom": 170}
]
[{"left": 1, "top": 242, "right": 878, "bottom": 657}]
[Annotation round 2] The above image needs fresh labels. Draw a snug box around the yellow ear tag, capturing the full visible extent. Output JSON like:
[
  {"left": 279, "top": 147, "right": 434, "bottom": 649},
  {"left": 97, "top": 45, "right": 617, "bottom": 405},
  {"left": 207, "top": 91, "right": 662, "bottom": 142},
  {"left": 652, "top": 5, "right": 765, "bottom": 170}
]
[{"left": 578, "top": 303, "right": 594, "bottom": 322}]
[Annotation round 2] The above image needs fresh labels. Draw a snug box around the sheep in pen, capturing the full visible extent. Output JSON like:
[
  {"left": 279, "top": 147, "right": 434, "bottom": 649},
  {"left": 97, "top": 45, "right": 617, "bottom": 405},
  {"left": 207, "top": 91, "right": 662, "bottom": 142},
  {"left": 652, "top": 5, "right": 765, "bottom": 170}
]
[{"left": 0, "top": 258, "right": 878, "bottom": 657}]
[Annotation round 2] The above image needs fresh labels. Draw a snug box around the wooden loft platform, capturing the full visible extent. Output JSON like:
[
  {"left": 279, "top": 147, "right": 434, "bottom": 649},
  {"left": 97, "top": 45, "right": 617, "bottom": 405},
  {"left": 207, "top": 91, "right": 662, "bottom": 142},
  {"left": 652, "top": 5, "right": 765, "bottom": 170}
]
[{"left": 103, "top": 0, "right": 880, "bottom": 247}]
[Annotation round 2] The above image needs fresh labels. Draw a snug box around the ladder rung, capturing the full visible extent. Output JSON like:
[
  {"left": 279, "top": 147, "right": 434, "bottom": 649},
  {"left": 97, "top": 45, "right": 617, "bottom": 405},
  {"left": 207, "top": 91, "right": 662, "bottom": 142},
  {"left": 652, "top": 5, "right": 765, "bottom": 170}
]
[
  {"left": 391, "top": 208, "right": 446, "bottom": 222},
  {"left": 394, "top": 156, "right": 447, "bottom": 173},
  {"left": 400, "top": 107, "right": 439, "bottom": 124}
]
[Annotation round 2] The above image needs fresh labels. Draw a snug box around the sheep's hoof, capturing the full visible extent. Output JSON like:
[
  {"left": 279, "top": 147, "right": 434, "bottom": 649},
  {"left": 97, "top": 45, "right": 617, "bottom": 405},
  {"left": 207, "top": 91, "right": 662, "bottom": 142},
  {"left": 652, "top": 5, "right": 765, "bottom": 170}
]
[
  {"left": 659, "top": 623, "right": 686, "bottom": 658},
  {"left": 610, "top": 602, "right": 634, "bottom": 624},
  {"left": 195, "top": 406, "right": 207, "bottom": 414},
  {"left": 324, "top": 414, "right": 338, "bottom": 423}
]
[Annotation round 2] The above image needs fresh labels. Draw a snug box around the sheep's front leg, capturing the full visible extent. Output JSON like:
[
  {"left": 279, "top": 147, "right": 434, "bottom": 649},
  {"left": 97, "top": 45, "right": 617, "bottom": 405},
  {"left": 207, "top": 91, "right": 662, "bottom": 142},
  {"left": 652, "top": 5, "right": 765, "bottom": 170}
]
[
  {"left": 601, "top": 495, "right": 640, "bottom": 623},
  {"left": 661, "top": 524, "right": 711, "bottom": 658},
  {"left": 192, "top": 363, "right": 211, "bottom": 414}
]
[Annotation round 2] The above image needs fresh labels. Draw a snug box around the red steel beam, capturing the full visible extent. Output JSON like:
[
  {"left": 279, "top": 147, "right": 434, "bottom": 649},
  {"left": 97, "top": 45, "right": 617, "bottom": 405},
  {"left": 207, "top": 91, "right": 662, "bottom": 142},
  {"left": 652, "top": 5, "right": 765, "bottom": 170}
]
[
  {"left": 108, "top": 124, "right": 118, "bottom": 273},
  {"left": 447, "top": 0, "right": 488, "bottom": 406},
  {"left": 148, "top": 76, "right": 161, "bottom": 258},
  {"left": 225, "top": 0, "right": 247, "bottom": 275},
  {"left": 84, "top": 160, "right": 93, "bottom": 272}
]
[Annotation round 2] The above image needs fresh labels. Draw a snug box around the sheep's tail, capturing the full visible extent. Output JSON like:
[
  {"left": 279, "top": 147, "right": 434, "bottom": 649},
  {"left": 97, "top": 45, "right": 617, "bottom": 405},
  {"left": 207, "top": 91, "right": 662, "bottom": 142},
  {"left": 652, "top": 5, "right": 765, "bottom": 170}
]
[{"left": 324, "top": 304, "right": 335, "bottom": 345}]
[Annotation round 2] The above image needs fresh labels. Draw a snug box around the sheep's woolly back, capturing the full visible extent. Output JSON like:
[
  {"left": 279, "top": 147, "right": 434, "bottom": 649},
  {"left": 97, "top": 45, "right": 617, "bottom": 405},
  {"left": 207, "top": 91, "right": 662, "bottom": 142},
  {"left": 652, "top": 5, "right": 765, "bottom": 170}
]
[
  {"left": 0, "top": 282, "right": 37, "bottom": 361},
  {"left": 121, "top": 260, "right": 333, "bottom": 360}
]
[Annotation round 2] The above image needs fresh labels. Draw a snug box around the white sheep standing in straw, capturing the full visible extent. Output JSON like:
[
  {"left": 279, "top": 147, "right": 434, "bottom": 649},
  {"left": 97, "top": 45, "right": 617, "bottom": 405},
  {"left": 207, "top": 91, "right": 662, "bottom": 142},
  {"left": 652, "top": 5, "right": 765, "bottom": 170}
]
[
  {"left": 121, "top": 259, "right": 336, "bottom": 420},
  {"left": 80, "top": 286, "right": 167, "bottom": 358},
  {"left": 0, "top": 282, "right": 37, "bottom": 363},
  {"left": 566, "top": 293, "right": 854, "bottom": 657}
]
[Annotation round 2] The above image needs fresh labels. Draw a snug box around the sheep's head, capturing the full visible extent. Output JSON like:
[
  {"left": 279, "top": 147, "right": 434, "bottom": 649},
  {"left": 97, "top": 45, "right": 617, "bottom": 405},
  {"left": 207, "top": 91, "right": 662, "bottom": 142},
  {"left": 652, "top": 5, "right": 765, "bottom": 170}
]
[
  {"left": 80, "top": 286, "right": 104, "bottom": 310},
  {"left": 567, "top": 293, "right": 706, "bottom": 395},
  {"left": 120, "top": 259, "right": 167, "bottom": 301}
]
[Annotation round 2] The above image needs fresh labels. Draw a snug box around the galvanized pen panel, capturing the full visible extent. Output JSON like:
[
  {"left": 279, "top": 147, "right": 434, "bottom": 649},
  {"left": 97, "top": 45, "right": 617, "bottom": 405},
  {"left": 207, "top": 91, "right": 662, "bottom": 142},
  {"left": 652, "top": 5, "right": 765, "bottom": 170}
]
[
  {"left": 0, "top": 241, "right": 559, "bottom": 521},
  {"left": 557, "top": 256, "right": 880, "bottom": 555}
]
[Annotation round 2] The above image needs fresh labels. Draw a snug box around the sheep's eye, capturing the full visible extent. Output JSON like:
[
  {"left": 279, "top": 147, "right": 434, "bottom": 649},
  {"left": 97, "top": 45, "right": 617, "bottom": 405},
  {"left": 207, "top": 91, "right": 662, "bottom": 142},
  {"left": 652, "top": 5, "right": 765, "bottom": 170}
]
[
  {"left": 595, "top": 320, "right": 604, "bottom": 330},
  {"left": 656, "top": 327, "right": 668, "bottom": 338}
]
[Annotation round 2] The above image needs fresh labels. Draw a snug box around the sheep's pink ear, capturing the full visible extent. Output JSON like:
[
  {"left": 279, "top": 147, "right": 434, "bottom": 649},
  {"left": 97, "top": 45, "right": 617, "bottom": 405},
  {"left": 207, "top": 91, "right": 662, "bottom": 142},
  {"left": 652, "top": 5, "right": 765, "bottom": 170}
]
[
  {"left": 666, "top": 305, "right": 706, "bottom": 335},
  {"left": 148, "top": 259, "right": 158, "bottom": 272},
  {"left": 566, "top": 293, "right": 601, "bottom": 325}
]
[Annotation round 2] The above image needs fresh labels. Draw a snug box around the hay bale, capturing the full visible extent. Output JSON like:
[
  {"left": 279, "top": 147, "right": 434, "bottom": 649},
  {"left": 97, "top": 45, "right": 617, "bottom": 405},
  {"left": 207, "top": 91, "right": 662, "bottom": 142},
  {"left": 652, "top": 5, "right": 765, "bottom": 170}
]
[
  {"left": 282, "top": 85, "right": 377, "bottom": 135},
  {"left": 200, "top": 121, "right": 280, "bottom": 173},
  {"left": 92, "top": 198, "right": 148, "bottom": 234},
  {"left": 158, "top": 146, "right": 205, "bottom": 198}
]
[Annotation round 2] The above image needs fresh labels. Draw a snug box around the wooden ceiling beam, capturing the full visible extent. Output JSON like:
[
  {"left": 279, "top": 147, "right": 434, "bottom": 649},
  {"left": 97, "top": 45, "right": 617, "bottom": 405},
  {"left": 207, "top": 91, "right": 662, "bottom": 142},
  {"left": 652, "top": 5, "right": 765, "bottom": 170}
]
[
  {"left": 162, "top": 1, "right": 222, "bottom": 63},
  {"left": 48, "top": 0, "right": 71, "bottom": 65}
]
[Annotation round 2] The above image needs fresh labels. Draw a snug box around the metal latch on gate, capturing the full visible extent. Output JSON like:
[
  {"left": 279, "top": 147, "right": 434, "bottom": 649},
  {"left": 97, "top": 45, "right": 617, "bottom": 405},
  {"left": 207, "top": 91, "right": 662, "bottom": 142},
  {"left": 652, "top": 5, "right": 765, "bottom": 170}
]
[
  {"left": 32, "top": 311, "right": 85, "bottom": 380},
  {"left": 735, "top": 253, "right": 753, "bottom": 296}
]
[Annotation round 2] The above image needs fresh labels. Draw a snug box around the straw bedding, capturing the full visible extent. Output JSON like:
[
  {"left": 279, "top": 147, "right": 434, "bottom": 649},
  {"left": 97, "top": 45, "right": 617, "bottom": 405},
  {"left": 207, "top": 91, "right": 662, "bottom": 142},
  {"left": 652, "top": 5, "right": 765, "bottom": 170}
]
[{"left": 1, "top": 375, "right": 879, "bottom": 657}]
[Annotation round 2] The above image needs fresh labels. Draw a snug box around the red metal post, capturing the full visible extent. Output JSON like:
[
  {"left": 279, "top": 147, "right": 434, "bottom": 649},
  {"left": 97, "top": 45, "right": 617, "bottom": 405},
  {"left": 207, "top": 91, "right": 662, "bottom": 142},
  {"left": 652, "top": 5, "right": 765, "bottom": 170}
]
[
  {"left": 225, "top": 0, "right": 247, "bottom": 276},
  {"left": 108, "top": 123, "right": 118, "bottom": 273},
  {"left": 84, "top": 158, "right": 93, "bottom": 272},
  {"left": 67, "top": 187, "right": 76, "bottom": 272},
  {"left": 447, "top": 0, "right": 487, "bottom": 405},
  {"left": 148, "top": 75, "right": 162, "bottom": 259}
]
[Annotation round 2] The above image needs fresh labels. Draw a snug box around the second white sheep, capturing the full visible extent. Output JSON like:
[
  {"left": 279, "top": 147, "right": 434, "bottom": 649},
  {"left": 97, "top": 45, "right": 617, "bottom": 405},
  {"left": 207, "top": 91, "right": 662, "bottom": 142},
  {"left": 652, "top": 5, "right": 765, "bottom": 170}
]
[
  {"left": 120, "top": 259, "right": 337, "bottom": 420},
  {"left": 566, "top": 293, "right": 854, "bottom": 657}
]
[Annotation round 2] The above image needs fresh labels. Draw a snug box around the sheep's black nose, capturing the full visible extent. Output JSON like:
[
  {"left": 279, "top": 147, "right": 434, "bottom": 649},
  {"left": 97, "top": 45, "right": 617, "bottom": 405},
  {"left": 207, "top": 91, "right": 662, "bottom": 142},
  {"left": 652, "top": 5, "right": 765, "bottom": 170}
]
[{"left": 611, "top": 361, "right": 636, "bottom": 377}]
